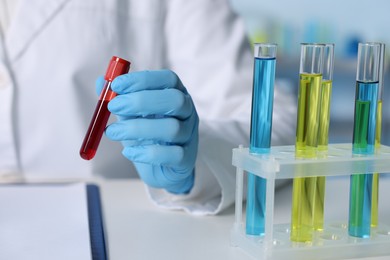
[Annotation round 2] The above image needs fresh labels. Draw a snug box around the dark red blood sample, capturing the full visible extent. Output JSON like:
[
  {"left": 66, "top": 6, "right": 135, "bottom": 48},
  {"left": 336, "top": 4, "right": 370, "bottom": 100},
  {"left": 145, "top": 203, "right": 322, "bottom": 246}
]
[
  {"left": 80, "top": 56, "right": 130, "bottom": 160},
  {"left": 80, "top": 99, "right": 110, "bottom": 160}
]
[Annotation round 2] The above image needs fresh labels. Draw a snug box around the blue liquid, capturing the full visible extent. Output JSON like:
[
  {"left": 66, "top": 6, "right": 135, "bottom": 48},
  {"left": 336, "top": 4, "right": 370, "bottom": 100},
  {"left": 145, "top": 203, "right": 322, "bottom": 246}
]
[
  {"left": 249, "top": 57, "right": 275, "bottom": 153},
  {"left": 349, "top": 81, "right": 379, "bottom": 238},
  {"left": 246, "top": 57, "right": 276, "bottom": 236},
  {"left": 246, "top": 173, "right": 267, "bottom": 235}
]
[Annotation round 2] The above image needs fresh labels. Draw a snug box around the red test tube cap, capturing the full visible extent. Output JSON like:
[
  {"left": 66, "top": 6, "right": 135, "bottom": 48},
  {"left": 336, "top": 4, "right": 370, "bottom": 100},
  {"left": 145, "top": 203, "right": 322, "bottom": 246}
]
[{"left": 104, "top": 56, "right": 131, "bottom": 81}]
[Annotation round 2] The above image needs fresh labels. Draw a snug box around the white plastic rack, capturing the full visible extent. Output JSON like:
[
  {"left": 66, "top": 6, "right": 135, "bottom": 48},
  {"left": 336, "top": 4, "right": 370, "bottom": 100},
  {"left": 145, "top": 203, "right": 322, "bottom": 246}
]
[{"left": 231, "top": 143, "right": 390, "bottom": 260}]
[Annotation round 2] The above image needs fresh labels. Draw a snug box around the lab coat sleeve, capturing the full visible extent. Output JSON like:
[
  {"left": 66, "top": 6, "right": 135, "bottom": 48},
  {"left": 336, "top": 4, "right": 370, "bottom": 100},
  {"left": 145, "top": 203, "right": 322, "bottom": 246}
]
[
  {"left": 146, "top": 0, "right": 296, "bottom": 215},
  {"left": 146, "top": 88, "right": 296, "bottom": 216}
]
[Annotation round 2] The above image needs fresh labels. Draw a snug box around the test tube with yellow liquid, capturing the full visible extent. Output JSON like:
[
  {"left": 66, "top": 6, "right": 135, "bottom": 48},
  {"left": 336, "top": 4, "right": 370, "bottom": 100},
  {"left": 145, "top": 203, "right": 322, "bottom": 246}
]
[
  {"left": 291, "top": 43, "right": 324, "bottom": 242},
  {"left": 372, "top": 42, "right": 385, "bottom": 228},
  {"left": 314, "top": 44, "right": 335, "bottom": 231}
]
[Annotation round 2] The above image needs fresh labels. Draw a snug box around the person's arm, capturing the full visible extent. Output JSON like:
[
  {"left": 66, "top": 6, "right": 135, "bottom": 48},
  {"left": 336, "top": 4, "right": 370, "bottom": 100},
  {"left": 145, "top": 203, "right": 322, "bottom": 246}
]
[
  {"left": 103, "top": 0, "right": 296, "bottom": 215},
  {"left": 145, "top": 0, "right": 296, "bottom": 215}
]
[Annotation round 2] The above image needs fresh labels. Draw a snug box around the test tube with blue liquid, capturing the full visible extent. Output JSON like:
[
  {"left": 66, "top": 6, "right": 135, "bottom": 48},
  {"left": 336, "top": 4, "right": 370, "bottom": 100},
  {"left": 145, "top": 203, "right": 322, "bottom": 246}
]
[
  {"left": 372, "top": 43, "right": 385, "bottom": 228},
  {"left": 349, "top": 42, "right": 380, "bottom": 238},
  {"left": 246, "top": 43, "right": 277, "bottom": 236}
]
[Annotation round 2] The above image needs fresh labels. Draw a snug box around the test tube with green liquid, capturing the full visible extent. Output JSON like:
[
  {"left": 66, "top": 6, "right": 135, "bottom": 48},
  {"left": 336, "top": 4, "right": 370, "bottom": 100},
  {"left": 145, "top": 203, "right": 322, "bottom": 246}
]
[
  {"left": 291, "top": 43, "right": 324, "bottom": 242},
  {"left": 314, "top": 44, "right": 335, "bottom": 231},
  {"left": 349, "top": 42, "right": 380, "bottom": 238},
  {"left": 246, "top": 43, "right": 277, "bottom": 236},
  {"left": 372, "top": 42, "right": 385, "bottom": 228}
]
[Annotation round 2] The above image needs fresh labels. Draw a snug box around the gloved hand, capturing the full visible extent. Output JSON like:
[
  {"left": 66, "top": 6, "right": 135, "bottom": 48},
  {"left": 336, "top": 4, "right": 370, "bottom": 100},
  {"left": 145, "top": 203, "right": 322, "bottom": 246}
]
[{"left": 96, "top": 70, "right": 198, "bottom": 194}]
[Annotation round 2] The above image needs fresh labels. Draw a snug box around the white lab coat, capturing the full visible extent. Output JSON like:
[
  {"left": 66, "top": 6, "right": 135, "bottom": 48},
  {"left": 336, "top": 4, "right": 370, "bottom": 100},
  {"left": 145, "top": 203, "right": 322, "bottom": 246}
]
[{"left": 0, "top": 0, "right": 296, "bottom": 214}]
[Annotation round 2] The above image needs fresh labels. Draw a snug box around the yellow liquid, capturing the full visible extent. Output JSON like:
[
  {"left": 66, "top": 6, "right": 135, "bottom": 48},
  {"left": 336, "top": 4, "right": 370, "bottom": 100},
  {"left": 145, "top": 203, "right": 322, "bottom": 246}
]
[
  {"left": 313, "top": 176, "right": 325, "bottom": 231},
  {"left": 375, "top": 100, "right": 382, "bottom": 147},
  {"left": 291, "top": 73, "right": 322, "bottom": 242},
  {"left": 295, "top": 74, "right": 322, "bottom": 158},
  {"left": 372, "top": 100, "right": 382, "bottom": 227},
  {"left": 313, "top": 80, "right": 332, "bottom": 231},
  {"left": 318, "top": 80, "right": 332, "bottom": 153},
  {"left": 291, "top": 177, "right": 317, "bottom": 242}
]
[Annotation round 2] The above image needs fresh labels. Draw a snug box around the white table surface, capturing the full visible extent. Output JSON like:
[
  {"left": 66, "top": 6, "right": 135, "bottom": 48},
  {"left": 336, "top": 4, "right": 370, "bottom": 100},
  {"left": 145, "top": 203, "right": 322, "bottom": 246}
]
[{"left": 99, "top": 177, "right": 390, "bottom": 260}]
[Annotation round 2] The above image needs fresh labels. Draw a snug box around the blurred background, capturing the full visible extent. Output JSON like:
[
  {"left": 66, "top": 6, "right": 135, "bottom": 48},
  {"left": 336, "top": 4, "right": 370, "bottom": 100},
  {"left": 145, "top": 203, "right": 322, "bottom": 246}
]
[{"left": 230, "top": 0, "right": 390, "bottom": 145}]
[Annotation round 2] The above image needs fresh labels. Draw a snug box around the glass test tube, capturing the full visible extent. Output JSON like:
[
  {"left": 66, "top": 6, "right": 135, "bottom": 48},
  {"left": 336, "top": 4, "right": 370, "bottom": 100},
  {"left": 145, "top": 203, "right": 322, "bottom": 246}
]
[
  {"left": 80, "top": 56, "right": 131, "bottom": 160},
  {"left": 291, "top": 43, "right": 324, "bottom": 242},
  {"left": 349, "top": 43, "right": 380, "bottom": 238},
  {"left": 314, "top": 43, "right": 335, "bottom": 231},
  {"left": 372, "top": 43, "right": 385, "bottom": 228},
  {"left": 246, "top": 43, "right": 277, "bottom": 236}
]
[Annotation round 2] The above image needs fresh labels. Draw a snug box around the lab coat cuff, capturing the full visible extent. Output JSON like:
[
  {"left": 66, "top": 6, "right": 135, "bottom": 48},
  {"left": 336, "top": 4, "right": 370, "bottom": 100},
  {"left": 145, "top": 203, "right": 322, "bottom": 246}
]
[{"left": 144, "top": 155, "right": 226, "bottom": 216}]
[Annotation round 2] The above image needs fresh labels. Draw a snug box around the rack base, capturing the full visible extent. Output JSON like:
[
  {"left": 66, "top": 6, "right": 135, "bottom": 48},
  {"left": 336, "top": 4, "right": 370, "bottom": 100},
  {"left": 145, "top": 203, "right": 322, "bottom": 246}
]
[{"left": 231, "top": 222, "right": 390, "bottom": 260}]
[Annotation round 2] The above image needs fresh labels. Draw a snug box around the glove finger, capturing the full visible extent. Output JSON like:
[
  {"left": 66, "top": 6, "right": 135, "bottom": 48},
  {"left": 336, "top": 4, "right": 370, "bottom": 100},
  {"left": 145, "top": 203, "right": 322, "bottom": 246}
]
[
  {"left": 95, "top": 75, "right": 105, "bottom": 96},
  {"left": 122, "top": 128, "right": 198, "bottom": 169},
  {"left": 108, "top": 89, "right": 194, "bottom": 119},
  {"left": 123, "top": 145, "right": 187, "bottom": 168},
  {"left": 111, "top": 70, "right": 187, "bottom": 94},
  {"left": 133, "top": 162, "right": 194, "bottom": 194},
  {"left": 105, "top": 112, "right": 198, "bottom": 144}
]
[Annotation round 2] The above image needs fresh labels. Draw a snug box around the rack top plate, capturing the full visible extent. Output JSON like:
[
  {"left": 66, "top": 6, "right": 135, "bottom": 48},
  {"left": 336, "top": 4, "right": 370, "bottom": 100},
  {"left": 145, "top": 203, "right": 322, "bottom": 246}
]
[{"left": 232, "top": 144, "right": 390, "bottom": 179}]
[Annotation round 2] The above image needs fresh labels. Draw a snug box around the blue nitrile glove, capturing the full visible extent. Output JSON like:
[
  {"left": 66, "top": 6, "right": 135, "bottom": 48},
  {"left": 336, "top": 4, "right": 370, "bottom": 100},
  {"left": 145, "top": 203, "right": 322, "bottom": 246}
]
[{"left": 96, "top": 70, "right": 198, "bottom": 194}]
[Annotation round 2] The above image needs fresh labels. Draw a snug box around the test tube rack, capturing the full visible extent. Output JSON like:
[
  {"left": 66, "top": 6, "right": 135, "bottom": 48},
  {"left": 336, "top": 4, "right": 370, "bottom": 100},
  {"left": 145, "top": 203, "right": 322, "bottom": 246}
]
[{"left": 231, "top": 143, "right": 390, "bottom": 260}]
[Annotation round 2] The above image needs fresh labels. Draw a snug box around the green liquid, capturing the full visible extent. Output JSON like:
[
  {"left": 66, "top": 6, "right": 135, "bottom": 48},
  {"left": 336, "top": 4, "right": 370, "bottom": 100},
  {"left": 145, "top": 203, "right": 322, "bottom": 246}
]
[
  {"left": 372, "top": 100, "right": 382, "bottom": 227},
  {"left": 291, "top": 73, "right": 322, "bottom": 242},
  {"left": 349, "top": 99, "right": 371, "bottom": 237},
  {"left": 349, "top": 174, "right": 371, "bottom": 235},
  {"left": 353, "top": 100, "right": 370, "bottom": 150}
]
